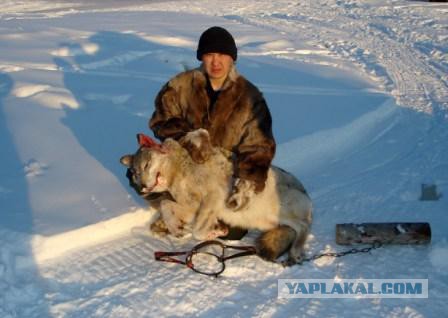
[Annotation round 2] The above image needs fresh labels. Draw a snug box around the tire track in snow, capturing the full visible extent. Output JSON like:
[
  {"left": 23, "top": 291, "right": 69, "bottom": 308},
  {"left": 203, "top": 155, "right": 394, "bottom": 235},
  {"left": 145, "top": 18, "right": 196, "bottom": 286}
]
[{"left": 216, "top": 1, "right": 448, "bottom": 114}]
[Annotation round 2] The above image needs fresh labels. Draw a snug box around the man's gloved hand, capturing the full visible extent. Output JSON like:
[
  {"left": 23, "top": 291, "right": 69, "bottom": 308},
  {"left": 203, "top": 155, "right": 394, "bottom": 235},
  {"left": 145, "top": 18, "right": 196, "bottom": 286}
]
[{"left": 225, "top": 178, "right": 257, "bottom": 211}]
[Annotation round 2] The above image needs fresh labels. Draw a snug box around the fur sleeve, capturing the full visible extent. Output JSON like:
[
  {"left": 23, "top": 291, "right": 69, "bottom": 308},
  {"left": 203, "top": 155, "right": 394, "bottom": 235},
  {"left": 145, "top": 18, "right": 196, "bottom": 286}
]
[
  {"left": 235, "top": 94, "right": 276, "bottom": 192},
  {"left": 149, "top": 82, "right": 191, "bottom": 141}
]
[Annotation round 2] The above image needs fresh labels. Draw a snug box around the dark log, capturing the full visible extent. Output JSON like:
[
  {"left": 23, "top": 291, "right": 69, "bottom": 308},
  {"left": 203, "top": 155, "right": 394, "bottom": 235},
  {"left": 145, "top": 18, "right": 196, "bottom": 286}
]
[{"left": 336, "top": 222, "right": 431, "bottom": 245}]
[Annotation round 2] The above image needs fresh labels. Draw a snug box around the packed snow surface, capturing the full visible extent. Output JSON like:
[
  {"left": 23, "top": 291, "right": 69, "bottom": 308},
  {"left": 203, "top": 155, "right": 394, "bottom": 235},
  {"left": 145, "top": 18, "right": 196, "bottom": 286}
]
[{"left": 0, "top": 0, "right": 447, "bottom": 317}]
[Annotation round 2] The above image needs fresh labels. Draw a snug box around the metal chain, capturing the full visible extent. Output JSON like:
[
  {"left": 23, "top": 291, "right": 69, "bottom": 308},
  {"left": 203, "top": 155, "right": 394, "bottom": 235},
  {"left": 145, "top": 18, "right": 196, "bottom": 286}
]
[{"left": 298, "top": 242, "right": 383, "bottom": 264}]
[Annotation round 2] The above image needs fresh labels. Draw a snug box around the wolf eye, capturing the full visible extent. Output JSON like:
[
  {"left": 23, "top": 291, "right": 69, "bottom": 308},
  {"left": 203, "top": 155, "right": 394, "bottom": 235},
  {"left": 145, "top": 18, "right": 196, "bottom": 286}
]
[
  {"left": 143, "top": 161, "right": 151, "bottom": 171},
  {"left": 131, "top": 170, "right": 140, "bottom": 183},
  {"left": 130, "top": 168, "right": 140, "bottom": 179}
]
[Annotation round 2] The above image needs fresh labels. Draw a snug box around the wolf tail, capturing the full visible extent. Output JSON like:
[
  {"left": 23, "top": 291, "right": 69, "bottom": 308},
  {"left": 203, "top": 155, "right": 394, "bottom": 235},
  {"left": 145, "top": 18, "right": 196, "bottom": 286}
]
[{"left": 256, "top": 225, "right": 297, "bottom": 261}]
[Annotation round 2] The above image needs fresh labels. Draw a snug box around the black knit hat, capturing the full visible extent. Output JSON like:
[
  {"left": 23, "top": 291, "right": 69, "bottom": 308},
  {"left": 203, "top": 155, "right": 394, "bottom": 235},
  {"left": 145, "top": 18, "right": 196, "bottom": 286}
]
[{"left": 196, "top": 26, "right": 237, "bottom": 61}]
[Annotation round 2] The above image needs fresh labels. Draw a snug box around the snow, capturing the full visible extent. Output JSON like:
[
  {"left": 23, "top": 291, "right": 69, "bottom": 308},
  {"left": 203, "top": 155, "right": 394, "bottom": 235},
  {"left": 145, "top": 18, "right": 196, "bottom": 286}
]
[{"left": 0, "top": 0, "right": 447, "bottom": 317}]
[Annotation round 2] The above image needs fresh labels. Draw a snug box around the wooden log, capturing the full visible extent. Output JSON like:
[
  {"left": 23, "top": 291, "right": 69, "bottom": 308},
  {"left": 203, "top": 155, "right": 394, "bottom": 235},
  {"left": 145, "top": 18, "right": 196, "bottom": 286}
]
[{"left": 336, "top": 222, "right": 431, "bottom": 245}]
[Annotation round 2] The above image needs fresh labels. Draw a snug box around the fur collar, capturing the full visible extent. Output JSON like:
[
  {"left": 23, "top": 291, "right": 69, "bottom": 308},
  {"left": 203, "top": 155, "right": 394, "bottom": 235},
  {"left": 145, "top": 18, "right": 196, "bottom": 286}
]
[{"left": 196, "top": 64, "right": 239, "bottom": 91}]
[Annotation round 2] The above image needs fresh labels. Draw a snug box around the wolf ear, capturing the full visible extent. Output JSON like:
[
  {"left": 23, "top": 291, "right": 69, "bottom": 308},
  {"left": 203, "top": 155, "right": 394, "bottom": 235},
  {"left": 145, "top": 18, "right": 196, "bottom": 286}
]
[
  {"left": 120, "top": 154, "right": 133, "bottom": 167},
  {"left": 137, "top": 133, "right": 159, "bottom": 148},
  {"left": 137, "top": 133, "right": 167, "bottom": 153}
]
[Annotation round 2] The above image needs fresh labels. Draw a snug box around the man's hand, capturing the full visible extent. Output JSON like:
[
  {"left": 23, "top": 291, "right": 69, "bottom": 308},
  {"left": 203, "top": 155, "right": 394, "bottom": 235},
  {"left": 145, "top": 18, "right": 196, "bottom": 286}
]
[{"left": 225, "top": 178, "right": 256, "bottom": 211}]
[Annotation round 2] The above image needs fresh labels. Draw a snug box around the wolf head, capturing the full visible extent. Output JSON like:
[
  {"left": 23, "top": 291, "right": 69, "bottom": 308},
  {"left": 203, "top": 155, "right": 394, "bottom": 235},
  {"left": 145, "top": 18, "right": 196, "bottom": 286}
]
[{"left": 120, "top": 134, "right": 171, "bottom": 195}]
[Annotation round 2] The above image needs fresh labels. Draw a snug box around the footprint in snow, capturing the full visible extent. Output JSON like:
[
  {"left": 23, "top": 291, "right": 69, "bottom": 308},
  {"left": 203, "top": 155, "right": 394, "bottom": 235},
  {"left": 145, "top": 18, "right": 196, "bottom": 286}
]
[{"left": 24, "top": 159, "right": 48, "bottom": 178}]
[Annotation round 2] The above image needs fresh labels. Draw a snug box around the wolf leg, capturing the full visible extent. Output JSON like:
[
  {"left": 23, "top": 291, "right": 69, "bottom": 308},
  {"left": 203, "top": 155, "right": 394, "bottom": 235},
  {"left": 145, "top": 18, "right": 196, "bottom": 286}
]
[
  {"left": 256, "top": 225, "right": 296, "bottom": 261},
  {"left": 179, "top": 128, "right": 213, "bottom": 164},
  {"left": 160, "top": 201, "right": 191, "bottom": 238},
  {"left": 149, "top": 214, "right": 170, "bottom": 236},
  {"left": 285, "top": 222, "right": 309, "bottom": 266},
  {"left": 191, "top": 203, "right": 225, "bottom": 241}
]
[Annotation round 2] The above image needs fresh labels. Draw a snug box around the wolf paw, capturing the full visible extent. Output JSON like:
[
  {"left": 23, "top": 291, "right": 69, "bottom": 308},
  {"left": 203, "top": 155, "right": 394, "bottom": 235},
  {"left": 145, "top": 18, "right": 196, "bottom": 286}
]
[
  {"left": 150, "top": 218, "right": 170, "bottom": 236},
  {"left": 281, "top": 256, "right": 304, "bottom": 267},
  {"left": 193, "top": 222, "right": 229, "bottom": 241},
  {"left": 206, "top": 223, "right": 229, "bottom": 240},
  {"left": 180, "top": 129, "right": 213, "bottom": 164}
]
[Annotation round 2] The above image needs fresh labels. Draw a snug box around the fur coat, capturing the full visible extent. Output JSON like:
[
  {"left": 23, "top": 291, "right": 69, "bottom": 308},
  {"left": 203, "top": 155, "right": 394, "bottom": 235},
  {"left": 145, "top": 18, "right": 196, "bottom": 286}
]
[{"left": 149, "top": 66, "right": 276, "bottom": 192}]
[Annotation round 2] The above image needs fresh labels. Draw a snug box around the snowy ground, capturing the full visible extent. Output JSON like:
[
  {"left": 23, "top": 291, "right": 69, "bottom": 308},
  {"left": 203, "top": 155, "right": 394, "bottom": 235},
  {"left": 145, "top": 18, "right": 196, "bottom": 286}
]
[{"left": 0, "top": 0, "right": 447, "bottom": 317}]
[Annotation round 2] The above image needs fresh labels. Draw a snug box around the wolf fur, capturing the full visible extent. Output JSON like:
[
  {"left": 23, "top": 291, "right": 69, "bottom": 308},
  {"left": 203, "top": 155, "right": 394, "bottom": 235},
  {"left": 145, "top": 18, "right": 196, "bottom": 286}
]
[{"left": 120, "top": 129, "right": 312, "bottom": 264}]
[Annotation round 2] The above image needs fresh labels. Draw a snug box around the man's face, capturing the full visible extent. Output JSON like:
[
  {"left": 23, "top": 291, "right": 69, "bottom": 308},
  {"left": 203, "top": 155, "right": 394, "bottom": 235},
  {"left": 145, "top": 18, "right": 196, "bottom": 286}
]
[{"left": 202, "top": 53, "right": 233, "bottom": 83}]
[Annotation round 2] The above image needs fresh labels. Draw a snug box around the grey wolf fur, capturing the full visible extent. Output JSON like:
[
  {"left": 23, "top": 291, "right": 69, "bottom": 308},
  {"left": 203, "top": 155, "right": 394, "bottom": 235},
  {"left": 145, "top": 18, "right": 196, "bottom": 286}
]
[{"left": 120, "top": 129, "right": 312, "bottom": 264}]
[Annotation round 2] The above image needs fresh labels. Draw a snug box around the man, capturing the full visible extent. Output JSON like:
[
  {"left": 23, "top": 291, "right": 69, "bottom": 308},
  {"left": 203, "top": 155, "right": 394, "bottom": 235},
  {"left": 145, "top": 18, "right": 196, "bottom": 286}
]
[{"left": 149, "top": 26, "right": 276, "bottom": 220}]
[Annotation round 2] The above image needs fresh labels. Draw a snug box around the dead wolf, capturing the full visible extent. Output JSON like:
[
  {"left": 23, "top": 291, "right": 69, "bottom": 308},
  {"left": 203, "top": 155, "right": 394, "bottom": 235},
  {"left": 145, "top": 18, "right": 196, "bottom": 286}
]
[{"left": 120, "top": 129, "right": 312, "bottom": 264}]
